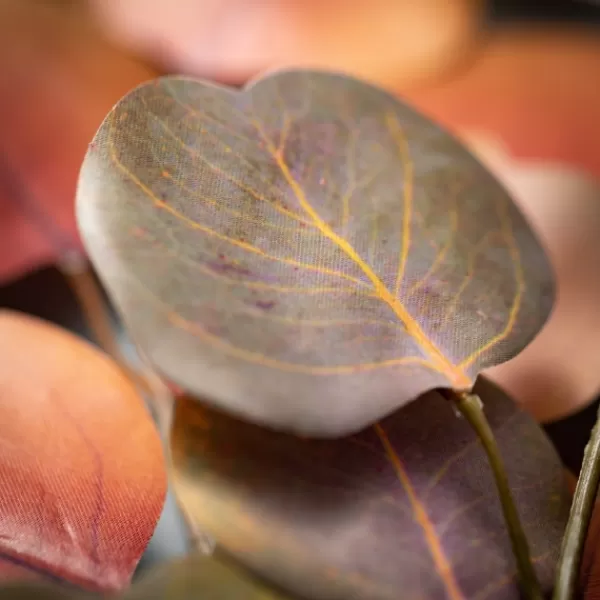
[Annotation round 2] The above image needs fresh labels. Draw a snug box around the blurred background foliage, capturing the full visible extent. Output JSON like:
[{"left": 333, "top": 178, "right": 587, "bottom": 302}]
[{"left": 0, "top": 0, "right": 599, "bottom": 578}]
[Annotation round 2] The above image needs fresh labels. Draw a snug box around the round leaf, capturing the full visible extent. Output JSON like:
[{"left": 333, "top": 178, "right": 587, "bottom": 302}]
[
  {"left": 77, "top": 70, "right": 553, "bottom": 436},
  {"left": 0, "top": 311, "right": 166, "bottom": 591},
  {"left": 0, "top": 554, "right": 297, "bottom": 600},
  {"left": 169, "top": 378, "right": 570, "bottom": 600}
]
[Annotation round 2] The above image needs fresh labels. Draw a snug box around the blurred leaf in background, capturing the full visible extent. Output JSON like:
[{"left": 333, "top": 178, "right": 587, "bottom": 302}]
[
  {"left": 0, "top": 310, "right": 166, "bottom": 591},
  {"left": 0, "top": 0, "right": 157, "bottom": 284},
  {"left": 170, "top": 379, "right": 570, "bottom": 600}
]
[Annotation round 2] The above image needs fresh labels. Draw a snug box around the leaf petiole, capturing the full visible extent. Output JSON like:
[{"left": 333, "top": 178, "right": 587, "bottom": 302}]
[
  {"left": 449, "top": 390, "right": 543, "bottom": 600},
  {"left": 60, "top": 255, "right": 159, "bottom": 397},
  {"left": 553, "top": 402, "right": 600, "bottom": 600}
]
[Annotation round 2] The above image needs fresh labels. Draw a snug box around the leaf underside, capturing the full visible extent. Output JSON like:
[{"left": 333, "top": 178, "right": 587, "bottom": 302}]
[
  {"left": 169, "top": 378, "right": 570, "bottom": 600},
  {"left": 76, "top": 70, "right": 554, "bottom": 435}
]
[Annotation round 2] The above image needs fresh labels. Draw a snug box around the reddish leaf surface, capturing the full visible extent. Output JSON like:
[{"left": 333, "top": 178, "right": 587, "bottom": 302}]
[
  {"left": 0, "top": 311, "right": 166, "bottom": 591},
  {"left": 77, "top": 70, "right": 553, "bottom": 436},
  {"left": 169, "top": 377, "right": 570, "bottom": 600},
  {"left": 401, "top": 29, "right": 600, "bottom": 421},
  {"left": 0, "top": 1, "right": 157, "bottom": 285}
]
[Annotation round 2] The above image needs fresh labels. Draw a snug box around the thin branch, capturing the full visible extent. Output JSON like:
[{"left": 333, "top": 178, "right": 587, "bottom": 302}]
[
  {"left": 553, "top": 402, "right": 600, "bottom": 600},
  {"left": 449, "top": 390, "right": 543, "bottom": 600},
  {"left": 59, "top": 254, "right": 160, "bottom": 400}
]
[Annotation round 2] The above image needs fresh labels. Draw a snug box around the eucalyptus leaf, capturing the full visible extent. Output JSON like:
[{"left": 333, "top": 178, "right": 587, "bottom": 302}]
[
  {"left": 76, "top": 69, "right": 554, "bottom": 436},
  {"left": 0, "top": 554, "right": 296, "bottom": 600},
  {"left": 169, "top": 378, "right": 570, "bottom": 600}
]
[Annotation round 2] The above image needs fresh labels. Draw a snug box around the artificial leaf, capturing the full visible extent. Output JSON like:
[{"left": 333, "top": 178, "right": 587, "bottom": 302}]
[
  {"left": 0, "top": 0, "right": 157, "bottom": 285},
  {"left": 0, "top": 310, "right": 167, "bottom": 591},
  {"left": 169, "top": 377, "right": 570, "bottom": 600},
  {"left": 76, "top": 70, "right": 553, "bottom": 436},
  {"left": 122, "top": 553, "right": 296, "bottom": 600},
  {"left": 89, "top": 0, "right": 482, "bottom": 88},
  {"left": 0, "top": 553, "right": 297, "bottom": 600}
]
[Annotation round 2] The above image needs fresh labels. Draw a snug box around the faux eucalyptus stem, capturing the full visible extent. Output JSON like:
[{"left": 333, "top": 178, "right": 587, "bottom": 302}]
[
  {"left": 61, "top": 255, "right": 210, "bottom": 553},
  {"left": 60, "top": 253, "right": 122, "bottom": 359},
  {"left": 553, "top": 403, "right": 600, "bottom": 600},
  {"left": 60, "top": 254, "right": 155, "bottom": 396},
  {"left": 452, "top": 391, "right": 543, "bottom": 600}
]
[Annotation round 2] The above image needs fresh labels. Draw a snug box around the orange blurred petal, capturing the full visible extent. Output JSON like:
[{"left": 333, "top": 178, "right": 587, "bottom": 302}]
[
  {"left": 0, "top": 311, "right": 166, "bottom": 591},
  {"left": 403, "top": 28, "right": 600, "bottom": 176},
  {"left": 0, "top": 1, "right": 157, "bottom": 284},
  {"left": 90, "top": 0, "right": 483, "bottom": 87}
]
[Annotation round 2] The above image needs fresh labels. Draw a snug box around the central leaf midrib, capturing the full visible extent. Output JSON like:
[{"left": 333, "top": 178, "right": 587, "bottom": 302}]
[{"left": 266, "top": 144, "right": 469, "bottom": 387}]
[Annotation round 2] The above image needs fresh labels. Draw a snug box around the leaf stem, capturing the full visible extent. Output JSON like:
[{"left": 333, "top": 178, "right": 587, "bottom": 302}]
[
  {"left": 553, "top": 402, "right": 600, "bottom": 600},
  {"left": 60, "top": 253, "right": 123, "bottom": 360},
  {"left": 60, "top": 254, "right": 155, "bottom": 395},
  {"left": 450, "top": 390, "right": 543, "bottom": 600}
]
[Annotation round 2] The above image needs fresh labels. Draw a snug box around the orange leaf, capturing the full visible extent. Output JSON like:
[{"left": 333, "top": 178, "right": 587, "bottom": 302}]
[
  {"left": 403, "top": 28, "right": 600, "bottom": 177},
  {"left": 0, "top": 1, "right": 157, "bottom": 285},
  {"left": 0, "top": 311, "right": 166, "bottom": 591}
]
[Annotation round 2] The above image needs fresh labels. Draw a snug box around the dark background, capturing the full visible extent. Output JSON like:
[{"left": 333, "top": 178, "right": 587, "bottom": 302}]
[
  {"left": 489, "top": 0, "right": 600, "bottom": 22},
  {"left": 1, "top": 0, "right": 599, "bottom": 572}
]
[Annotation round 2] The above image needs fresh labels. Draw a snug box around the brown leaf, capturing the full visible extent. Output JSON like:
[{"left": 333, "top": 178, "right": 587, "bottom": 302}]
[
  {"left": 0, "top": 554, "right": 297, "bottom": 600},
  {"left": 76, "top": 70, "right": 553, "bottom": 436},
  {"left": 0, "top": 311, "right": 166, "bottom": 591},
  {"left": 169, "top": 378, "right": 570, "bottom": 600},
  {"left": 89, "top": 0, "right": 483, "bottom": 88},
  {"left": 0, "top": 0, "right": 157, "bottom": 284},
  {"left": 122, "top": 553, "right": 295, "bottom": 600}
]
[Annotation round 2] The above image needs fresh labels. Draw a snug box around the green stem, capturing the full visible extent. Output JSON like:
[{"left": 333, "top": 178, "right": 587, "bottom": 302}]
[
  {"left": 452, "top": 391, "right": 543, "bottom": 600},
  {"left": 553, "top": 403, "right": 600, "bottom": 600}
]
